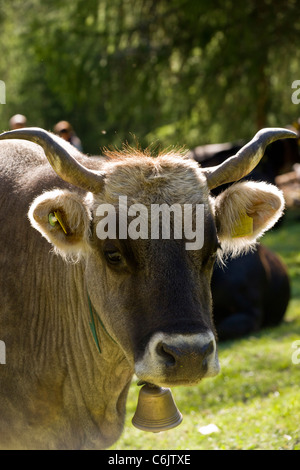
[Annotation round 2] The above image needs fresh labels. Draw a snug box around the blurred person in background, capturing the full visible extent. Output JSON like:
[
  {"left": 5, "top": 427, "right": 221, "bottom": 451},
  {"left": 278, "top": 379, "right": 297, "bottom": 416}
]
[
  {"left": 9, "top": 114, "right": 27, "bottom": 129},
  {"left": 53, "top": 120, "right": 83, "bottom": 151}
]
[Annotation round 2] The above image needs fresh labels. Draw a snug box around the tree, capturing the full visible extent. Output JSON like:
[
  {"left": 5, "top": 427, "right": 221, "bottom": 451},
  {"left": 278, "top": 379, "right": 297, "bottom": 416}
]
[{"left": 1, "top": 0, "right": 299, "bottom": 153}]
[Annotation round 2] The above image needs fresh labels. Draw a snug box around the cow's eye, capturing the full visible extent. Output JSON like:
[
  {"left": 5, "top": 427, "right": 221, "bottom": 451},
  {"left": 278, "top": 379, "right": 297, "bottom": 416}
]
[{"left": 105, "top": 250, "right": 122, "bottom": 265}]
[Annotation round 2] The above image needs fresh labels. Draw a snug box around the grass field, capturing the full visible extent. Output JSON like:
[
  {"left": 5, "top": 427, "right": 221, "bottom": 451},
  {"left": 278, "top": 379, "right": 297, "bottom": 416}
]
[{"left": 111, "top": 210, "right": 300, "bottom": 450}]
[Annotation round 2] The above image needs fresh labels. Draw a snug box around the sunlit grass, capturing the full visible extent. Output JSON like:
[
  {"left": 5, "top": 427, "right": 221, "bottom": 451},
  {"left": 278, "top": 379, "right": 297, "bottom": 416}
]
[{"left": 111, "top": 210, "right": 300, "bottom": 450}]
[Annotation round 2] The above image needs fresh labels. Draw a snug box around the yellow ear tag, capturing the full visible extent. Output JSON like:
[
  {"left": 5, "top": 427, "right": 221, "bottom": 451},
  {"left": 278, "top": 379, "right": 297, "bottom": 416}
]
[
  {"left": 49, "top": 211, "right": 68, "bottom": 234},
  {"left": 231, "top": 213, "right": 253, "bottom": 238},
  {"left": 53, "top": 210, "right": 68, "bottom": 235}
]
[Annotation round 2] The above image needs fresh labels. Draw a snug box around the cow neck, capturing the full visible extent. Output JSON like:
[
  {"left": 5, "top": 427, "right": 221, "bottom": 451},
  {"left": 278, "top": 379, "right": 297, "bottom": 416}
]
[{"left": 87, "top": 293, "right": 117, "bottom": 353}]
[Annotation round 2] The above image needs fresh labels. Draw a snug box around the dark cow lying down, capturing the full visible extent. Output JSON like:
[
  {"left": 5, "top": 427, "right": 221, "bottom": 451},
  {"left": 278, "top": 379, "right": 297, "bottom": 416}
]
[
  {"left": 0, "top": 127, "right": 296, "bottom": 449},
  {"left": 212, "top": 245, "right": 290, "bottom": 341}
]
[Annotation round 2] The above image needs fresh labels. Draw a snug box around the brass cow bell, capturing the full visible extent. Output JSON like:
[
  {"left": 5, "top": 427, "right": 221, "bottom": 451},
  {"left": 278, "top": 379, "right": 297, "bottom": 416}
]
[{"left": 132, "top": 383, "right": 182, "bottom": 433}]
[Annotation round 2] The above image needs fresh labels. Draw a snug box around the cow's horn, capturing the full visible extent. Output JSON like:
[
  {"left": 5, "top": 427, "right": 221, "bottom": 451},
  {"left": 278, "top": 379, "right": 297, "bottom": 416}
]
[
  {"left": 0, "top": 127, "right": 105, "bottom": 192},
  {"left": 203, "top": 128, "right": 298, "bottom": 190}
]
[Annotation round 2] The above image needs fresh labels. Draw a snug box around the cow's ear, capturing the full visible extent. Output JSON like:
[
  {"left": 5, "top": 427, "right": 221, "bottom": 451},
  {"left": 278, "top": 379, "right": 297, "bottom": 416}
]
[
  {"left": 214, "top": 181, "right": 284, "bottom": 257},
  {"left": 28, "top": 189, "right": 93, "bottom": 259}
]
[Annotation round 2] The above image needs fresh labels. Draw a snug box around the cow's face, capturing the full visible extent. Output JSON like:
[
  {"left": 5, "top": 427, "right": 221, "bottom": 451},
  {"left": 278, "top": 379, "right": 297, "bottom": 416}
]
[
  {"left": 84, "top": 157, "right": 220, "bottom": 386},
  {"left": 28, "top": 153, "right": 284, "bottom": 387}
]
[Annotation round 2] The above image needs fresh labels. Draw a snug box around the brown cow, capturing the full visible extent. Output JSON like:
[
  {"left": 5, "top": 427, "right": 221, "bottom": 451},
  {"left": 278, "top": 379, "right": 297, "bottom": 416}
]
[{"left": 0, "top": 127, "right": 296, "bottom": 449}]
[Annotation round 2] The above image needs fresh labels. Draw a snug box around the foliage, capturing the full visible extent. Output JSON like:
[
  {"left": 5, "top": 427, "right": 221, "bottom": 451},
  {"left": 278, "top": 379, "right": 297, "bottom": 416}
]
[
  {"left": 111, "top": 211, "right": 300, "bottom": 450},
  {"left": 0, "top": 0, "right": 300, "bottom": 154}
]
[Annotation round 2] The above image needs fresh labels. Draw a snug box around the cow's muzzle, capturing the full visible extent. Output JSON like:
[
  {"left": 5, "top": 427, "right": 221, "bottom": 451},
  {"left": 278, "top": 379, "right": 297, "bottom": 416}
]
[{"left": 135, "top": 331, "right": 220, "bottom": 387}]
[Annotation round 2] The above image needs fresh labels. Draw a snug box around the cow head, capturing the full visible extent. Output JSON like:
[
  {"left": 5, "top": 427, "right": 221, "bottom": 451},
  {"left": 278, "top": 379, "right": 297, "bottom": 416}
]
[{"left": 0, "top": 127, "right": 296, "bottom": 388}]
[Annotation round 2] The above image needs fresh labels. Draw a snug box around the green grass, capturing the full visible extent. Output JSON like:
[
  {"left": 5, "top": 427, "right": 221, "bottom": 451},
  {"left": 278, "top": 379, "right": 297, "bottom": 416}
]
[{"left": 111, "top": 210, "right": 300, "bottom": 450}]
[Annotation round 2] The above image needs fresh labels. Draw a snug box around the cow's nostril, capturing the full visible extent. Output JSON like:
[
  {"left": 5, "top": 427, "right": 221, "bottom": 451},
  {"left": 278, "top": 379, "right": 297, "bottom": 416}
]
[
  {"left": 155, "top": 339, "right": 215, "bottom": 370},
  {"left": 156, "top": 342, "right": 176, "bottom": 367},
  {"left": 202, "top": 340, "right": 214, "bottom": 358}
]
